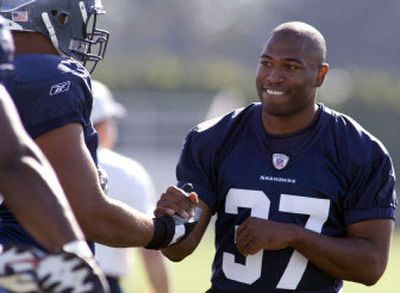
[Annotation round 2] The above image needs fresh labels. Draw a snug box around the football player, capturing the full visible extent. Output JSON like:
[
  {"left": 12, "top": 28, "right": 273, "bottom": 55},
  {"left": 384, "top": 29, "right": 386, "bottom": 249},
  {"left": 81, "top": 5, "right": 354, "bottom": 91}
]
[
  {"left": 0, "top": 15, "right": 108, "bottom": 292},
  {"left": 0, "top": 0, "right": 198, "bottom": 269},
  {"left": 156, "top": 21, "right": 397, "bottom": 292}
]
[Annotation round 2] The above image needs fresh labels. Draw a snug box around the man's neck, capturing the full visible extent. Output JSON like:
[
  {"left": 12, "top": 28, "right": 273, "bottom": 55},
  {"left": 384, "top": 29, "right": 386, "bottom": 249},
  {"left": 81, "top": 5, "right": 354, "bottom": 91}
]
[
  {"left": 13, "top": 31, "right": 59, "bottom": 56},
  {"left": 262, "top": 103, "right": 319, "bottom": 136}
]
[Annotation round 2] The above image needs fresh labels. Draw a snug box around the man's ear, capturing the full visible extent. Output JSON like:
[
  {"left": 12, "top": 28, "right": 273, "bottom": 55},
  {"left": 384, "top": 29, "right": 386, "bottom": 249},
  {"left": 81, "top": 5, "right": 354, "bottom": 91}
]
[{"left": 315, "top": 63, "right": 329, "bottom": 87}]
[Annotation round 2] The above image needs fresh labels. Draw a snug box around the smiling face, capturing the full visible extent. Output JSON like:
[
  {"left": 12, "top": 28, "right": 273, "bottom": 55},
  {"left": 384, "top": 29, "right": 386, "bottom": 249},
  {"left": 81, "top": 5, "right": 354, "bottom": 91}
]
[{"left": 256, "top": 26, "right": 328, "bottom": 120}]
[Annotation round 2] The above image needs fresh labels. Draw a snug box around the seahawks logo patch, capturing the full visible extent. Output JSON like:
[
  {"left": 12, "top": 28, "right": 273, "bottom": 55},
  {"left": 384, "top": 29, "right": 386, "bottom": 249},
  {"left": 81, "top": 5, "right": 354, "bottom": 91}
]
[
  {"left": 272, "top": 153, "right": 289, "bottom": 170},
  {"left": 49, "top": 81, "right": 71, "bottom": 96}
]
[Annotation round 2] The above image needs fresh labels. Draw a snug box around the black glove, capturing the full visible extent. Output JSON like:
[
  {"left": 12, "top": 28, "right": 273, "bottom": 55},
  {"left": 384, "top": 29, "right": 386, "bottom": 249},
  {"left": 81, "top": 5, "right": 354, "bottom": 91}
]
[
  {"left": 146, "top": 207, "right": 202, "bottom": 249},
  {"left": 146, "top": 183, "right": 202, "bottom": 249}
]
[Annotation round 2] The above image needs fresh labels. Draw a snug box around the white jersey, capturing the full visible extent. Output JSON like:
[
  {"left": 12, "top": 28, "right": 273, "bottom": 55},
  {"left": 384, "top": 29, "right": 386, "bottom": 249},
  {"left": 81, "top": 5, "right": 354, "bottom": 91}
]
[{"left": 94, "top": 148, "right": 156, "bottom": 277}]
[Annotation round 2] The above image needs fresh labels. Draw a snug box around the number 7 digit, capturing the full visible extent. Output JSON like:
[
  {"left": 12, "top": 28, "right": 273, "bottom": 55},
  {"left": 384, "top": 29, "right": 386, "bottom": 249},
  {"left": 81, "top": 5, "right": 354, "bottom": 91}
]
[{"left": 277, "top": 194, "right": 330, "bottom": 289}]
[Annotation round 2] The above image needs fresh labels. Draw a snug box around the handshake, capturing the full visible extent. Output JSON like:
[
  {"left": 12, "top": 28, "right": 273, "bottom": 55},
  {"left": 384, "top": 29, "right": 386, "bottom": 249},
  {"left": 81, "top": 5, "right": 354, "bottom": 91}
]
[{"left": 146, "top": 183, "right": 202, "bottom": 249}]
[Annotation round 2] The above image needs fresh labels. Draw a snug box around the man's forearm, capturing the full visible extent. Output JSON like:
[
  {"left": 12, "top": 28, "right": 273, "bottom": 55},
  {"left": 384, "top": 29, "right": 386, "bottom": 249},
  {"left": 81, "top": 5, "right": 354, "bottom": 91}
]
[
  {"left": 289, "top": 221, "right": 392, "bottom": 285},
  {"left": 82, "top": 196, "right": 154, "bottom": 247},
  {"left": 86, "top": 195, "right": 201, "bottom": 250}
]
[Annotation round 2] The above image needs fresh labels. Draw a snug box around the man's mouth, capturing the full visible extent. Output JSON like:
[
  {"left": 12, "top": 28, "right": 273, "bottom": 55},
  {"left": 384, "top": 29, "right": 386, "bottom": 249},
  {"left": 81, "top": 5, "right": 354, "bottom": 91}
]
[{"left": 264, "top": 88, "right": 287, "bottom": 96}]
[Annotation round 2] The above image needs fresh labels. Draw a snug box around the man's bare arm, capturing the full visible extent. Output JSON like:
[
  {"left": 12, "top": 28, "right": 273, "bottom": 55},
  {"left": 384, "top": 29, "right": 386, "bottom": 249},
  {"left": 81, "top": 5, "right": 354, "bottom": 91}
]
[
  {"left": 35, "top": 123, "right": 198, "bottom": 247},
  {"left": 236, "top": 217, "right": 394, "bottom": 285}
]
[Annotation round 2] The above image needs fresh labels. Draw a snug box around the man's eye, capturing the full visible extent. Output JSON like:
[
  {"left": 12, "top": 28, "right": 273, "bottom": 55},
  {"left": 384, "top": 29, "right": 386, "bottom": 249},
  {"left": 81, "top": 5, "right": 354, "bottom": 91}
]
[
  {"left": 260, "top": 60, "right": 272, "bottom": 67},
  {"left": 287, "top": 64, "right": 300, "bottom": 70}
]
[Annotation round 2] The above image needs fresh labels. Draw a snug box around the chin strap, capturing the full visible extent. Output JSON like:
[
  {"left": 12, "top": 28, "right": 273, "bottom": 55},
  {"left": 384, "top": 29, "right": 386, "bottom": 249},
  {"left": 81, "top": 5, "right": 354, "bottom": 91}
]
[
  {"left": 41, "top": 12, "right": 65, "bottom": 57},
  {"left": 78, "top": 1, "right": 88, "bottom": 22}
]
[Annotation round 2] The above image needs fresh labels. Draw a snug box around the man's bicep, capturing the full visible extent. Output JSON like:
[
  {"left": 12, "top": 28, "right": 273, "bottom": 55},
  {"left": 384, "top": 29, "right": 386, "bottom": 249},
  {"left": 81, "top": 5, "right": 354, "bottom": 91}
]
[
  {"left": 34, "top": 123, "right": 103, "bottom": 215},
  {"left": 0, "top": 89, "right": 27, "bottom": 161}
]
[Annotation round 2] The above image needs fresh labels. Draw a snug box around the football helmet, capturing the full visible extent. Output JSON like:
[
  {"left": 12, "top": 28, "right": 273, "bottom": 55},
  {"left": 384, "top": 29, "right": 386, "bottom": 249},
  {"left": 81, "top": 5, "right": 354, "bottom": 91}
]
[{"left": 0, "top": 0, "right": 109, "bottom": 73}]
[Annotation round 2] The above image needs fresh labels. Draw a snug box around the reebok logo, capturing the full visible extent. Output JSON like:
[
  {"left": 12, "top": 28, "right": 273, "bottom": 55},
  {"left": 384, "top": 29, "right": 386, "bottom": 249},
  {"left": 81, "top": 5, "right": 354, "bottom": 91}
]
[{"left": 49, "top": 81, "right": 71, "bottom": 96}]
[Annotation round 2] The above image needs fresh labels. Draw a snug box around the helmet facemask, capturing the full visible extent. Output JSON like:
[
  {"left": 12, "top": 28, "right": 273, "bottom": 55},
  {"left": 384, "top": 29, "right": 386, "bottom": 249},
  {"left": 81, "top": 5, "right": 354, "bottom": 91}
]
[{"left": 79, "top": 5, "right": 109, "bottom": 73}]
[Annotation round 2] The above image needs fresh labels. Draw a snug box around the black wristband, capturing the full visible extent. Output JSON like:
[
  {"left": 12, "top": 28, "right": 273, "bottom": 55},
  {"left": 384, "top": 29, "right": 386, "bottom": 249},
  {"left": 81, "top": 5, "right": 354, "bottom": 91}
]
[{"left": 145, "top": 216, "right": 176, "bottom": 249}]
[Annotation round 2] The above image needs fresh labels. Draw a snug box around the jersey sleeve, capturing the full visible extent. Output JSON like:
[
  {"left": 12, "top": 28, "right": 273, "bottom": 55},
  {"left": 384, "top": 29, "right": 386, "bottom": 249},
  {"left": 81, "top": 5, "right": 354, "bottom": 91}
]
[
  {"left": 344, "top": 144, "right": 397, "bottom": 225},
  {"left": 21, "top": 75, "right": 91, "bottom": 139},
  {"left": 176, "top": 129, "right": 219, "bottom": 214},
  {"left": 176, "top": 105, "right": 256, "bottom": 214}
]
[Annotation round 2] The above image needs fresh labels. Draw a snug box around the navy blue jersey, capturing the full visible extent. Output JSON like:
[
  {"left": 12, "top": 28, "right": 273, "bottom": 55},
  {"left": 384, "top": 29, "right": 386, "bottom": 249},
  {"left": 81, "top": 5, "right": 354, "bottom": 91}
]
[
  {"left": 0, "top": 54, "right": 98, "bottom": 251},
  {"left": 177, "top": 103, "right": 396, "bottom": 293}
]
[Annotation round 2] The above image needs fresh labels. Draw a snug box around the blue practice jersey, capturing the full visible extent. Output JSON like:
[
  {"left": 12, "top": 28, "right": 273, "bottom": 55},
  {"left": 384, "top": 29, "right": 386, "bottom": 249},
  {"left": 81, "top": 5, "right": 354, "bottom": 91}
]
[
  {"left": 177, "top": 103, "right": 396, "bottom": 293},
  {"left": 0, "top": 54, "right": 98, "bottom": 251}
]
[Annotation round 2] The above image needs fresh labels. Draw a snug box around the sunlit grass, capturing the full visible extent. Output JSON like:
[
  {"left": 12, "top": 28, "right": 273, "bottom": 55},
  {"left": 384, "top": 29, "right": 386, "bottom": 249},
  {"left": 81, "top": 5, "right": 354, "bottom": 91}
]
[{"left": 344, "top": 233, "right": 400, "bottom": 293}]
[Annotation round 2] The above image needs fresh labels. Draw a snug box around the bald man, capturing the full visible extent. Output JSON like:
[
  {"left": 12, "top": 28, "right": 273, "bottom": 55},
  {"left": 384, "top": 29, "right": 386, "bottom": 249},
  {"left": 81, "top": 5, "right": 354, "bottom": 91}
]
[{"left": 155, "top": 21, "right": 396, "bottom": 292}]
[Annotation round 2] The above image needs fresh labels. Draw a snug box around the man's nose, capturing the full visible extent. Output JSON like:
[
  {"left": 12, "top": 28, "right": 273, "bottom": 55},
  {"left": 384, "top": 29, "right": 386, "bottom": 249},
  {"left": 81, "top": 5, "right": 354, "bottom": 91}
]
[{"left": 267, "top": 66, "right": 285, "bottom": 83}]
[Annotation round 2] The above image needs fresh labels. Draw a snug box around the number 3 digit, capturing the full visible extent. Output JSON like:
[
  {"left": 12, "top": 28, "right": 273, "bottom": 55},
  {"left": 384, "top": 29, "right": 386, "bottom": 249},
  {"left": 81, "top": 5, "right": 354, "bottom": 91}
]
[{"left": 223, "top": 189, "right": 270, "bottom": 284}]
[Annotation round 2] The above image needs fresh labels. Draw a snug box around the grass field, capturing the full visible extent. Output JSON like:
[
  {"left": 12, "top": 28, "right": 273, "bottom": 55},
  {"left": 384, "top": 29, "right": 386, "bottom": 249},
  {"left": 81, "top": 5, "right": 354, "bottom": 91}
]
[{"left": 122, "top": 227, "right": 400, "bottom": 293}]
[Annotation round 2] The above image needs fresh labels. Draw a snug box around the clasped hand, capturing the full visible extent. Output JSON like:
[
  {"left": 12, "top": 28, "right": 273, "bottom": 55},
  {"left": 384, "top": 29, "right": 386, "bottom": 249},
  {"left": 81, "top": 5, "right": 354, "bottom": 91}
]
[
  {"left": 236, "top": 217, "right": 297, "bottom": 256},
  {"left": 154, "top": 185, "right": 199, "bottom": 219}
]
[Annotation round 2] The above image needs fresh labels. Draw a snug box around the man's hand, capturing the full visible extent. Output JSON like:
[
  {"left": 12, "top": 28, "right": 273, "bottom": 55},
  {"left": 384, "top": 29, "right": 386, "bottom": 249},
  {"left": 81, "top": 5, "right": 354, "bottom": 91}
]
[
  {"left": 154, "top": 184, "right": 199, "bottom": 219},
  {"left": 236, "top": 217, "right": 297, "bottom": 256},
  {"left": 0, "top": 242, "right": 109, "bottom": 293},
  {"left": 146, "top": 184, "right": 201, "bottom": 250}
]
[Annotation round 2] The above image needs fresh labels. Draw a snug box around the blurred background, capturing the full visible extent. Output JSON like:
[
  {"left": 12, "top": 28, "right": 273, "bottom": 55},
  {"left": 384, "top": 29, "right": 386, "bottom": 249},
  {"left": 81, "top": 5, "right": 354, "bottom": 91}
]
[{"left": 93, "top": 0, "right": 400, "bottom": 292}]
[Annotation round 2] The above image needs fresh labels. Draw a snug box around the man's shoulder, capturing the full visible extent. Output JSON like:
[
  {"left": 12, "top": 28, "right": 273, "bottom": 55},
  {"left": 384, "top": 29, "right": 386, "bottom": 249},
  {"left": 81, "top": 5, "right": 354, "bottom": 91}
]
[
  {"left": 179, "top": 103, "right": 260, "bottom": 164},
  {"left": 324, "top": 105, "right": 382, "bottom": 143},
  {"left": 195, "top": 103, "right": 259, "bottom": 132},
  {"left": 13, "top": 54, "right": 89, "bottom": 85},
  {"left": 322, "top": 104, "right": 390, "bottom": 159},
  {"left": 188, "top": 102, "right": 260, "bottom": 145},
  {"left": 5, "top": 54, "right": 93, "bottom": 139}
]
